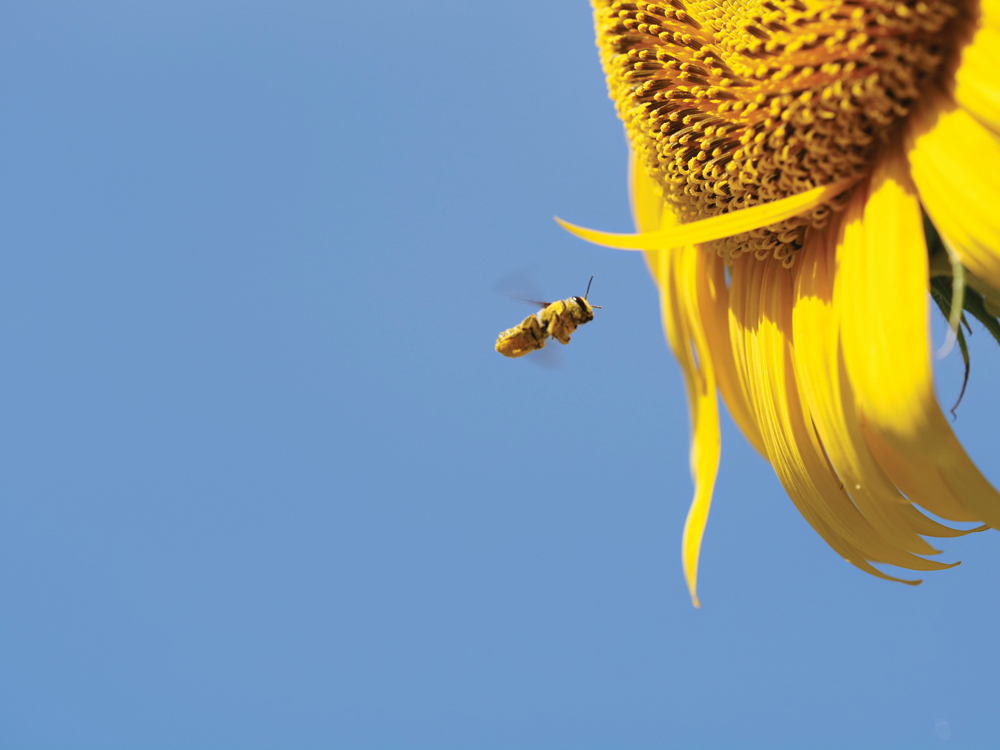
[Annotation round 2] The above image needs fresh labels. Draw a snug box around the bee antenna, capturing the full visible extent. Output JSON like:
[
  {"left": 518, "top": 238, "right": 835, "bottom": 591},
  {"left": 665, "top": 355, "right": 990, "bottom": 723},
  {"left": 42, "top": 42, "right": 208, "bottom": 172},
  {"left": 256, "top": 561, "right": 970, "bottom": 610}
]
[{"left": 585, "top": 275, "right": 594, "bottom": 300}]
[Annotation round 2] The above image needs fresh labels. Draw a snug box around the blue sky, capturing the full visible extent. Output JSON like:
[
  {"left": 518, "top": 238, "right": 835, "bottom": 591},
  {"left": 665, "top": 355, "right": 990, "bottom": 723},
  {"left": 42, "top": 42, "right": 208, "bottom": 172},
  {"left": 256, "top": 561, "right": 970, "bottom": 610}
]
[{"left": 1, "top": 2, "right": 998, "bottom": 748}]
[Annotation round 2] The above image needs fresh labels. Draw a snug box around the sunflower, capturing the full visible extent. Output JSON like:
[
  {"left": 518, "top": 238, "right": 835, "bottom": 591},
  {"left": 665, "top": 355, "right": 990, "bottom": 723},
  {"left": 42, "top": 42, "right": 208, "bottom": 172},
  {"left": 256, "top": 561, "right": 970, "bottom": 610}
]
[{"left": 561, "top": 0, "right": 1000, "bottom": 605}]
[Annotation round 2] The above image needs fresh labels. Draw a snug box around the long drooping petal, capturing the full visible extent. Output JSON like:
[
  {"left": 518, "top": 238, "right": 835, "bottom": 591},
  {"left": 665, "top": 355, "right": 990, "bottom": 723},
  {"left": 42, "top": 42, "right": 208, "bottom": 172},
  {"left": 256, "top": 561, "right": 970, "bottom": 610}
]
[
  {"left": 837, "top": 147, "right": 1000, "bottom": 530},
  {"left": 632, "top": 152, "right": 720, "bottom": 607},
  {"left": 661, "top": 244, "right": 720, "bottom": 608},
  {"left": 632, "top": 151, "right": 773, "bottom": 604},
  {"left": 631, "top": 150, "right": 766, "bottom": 457}
]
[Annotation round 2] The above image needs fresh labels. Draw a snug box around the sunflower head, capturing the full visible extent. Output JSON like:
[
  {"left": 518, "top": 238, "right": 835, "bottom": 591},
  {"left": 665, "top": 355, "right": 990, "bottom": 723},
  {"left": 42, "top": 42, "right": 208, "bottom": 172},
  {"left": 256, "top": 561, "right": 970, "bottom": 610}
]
[
  {"left": 595, "top": 0, "right": 974, "bottom": 265},
  {"left": 570, "top": 0, "right": 1000, "bottom": 606}
]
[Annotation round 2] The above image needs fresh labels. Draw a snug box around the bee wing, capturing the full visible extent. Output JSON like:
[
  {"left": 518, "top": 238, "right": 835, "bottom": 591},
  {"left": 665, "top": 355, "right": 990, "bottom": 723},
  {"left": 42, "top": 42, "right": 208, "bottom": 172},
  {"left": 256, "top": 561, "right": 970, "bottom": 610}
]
[
  {"left": 493, "top": 271, "right": 551, "bottom": 309},
  {"left": 520, "top": 298, "right": 551, "bottom": 309}
]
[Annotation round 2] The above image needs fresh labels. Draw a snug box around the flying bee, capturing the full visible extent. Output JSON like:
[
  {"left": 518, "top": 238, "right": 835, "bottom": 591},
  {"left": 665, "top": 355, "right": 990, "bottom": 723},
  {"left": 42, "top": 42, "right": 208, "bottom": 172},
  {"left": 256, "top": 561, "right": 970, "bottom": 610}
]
[{"left": 495, "top": 276, "right": 601, "bottom": 358}]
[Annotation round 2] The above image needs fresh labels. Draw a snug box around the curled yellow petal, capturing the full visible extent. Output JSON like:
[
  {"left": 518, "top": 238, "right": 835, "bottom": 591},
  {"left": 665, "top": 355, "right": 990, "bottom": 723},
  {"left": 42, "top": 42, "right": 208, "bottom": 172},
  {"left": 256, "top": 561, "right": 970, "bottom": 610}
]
[{"left": 556, "top": 175, "right": 861, "bottom": 252}]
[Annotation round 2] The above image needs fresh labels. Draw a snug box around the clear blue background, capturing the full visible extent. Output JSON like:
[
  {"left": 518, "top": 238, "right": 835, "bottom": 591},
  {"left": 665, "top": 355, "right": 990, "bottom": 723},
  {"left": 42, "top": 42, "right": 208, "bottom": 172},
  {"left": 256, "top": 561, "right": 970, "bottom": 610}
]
[{"left": 1, "top": 2, "right": 997, "bottom": 748}]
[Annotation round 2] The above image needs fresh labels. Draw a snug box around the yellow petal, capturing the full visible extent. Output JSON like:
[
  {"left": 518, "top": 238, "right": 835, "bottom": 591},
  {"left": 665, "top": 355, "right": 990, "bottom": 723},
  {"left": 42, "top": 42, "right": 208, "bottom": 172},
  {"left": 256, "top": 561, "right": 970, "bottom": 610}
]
[
  {"left": 630, "top": 151, "right": 766, "bottom": 457},
  {"left": 629, "top": 148, "right": 666, "bottom": 236},
  {"left": 729, "top": 253, "right": 935, "bottom": 576},
  {"left": 838, "top": 146, "right": 1000, "bottom": 529},
  {"left": 792, "top": 222, "right": 957, "bottom": 560},
  {"left": 698, "top": 251, "right": 768, "bottom": 457},
  {"left": 981, "top": 0, "right": 1000, "bottom": 30},
  {"left": 556, "top": 175, "right": 861, "bottom": 251},
  {"left": 655, "top": 238, "right": 721, "bottom": 608},
  {"left": 954, "top": 24, "right": 1000, "bottom": 134},
  {"left": 630, "top": 151, "right": 722, "bottom": 606},
  {"left": 906, "top": 93, "right": 1000, "bottom": 297},
  {"left": 862, "top": 423, "right": 978, "bottom": 524},
  {"left": 897, "top": 504, "right": 987, "bottom": 539}
]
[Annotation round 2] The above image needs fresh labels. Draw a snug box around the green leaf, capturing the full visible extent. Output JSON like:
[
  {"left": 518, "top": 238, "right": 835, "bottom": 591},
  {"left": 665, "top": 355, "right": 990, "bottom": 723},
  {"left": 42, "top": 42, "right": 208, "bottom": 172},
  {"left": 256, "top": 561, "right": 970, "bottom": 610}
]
[
  {"left": 961, "top": 285, "right": 1000, "bottom": 349},
  {"left": 923, "top": 211, "right": 946, "bottom": 259},
  {"left": 951, "top": 326, "right": 971, "bottom": 419},
  {"left": 930, "top": 278, "right": 970, "bottom": 417},
  {"left": 924, "top": 211, "right": 964, "bottom": 338}
]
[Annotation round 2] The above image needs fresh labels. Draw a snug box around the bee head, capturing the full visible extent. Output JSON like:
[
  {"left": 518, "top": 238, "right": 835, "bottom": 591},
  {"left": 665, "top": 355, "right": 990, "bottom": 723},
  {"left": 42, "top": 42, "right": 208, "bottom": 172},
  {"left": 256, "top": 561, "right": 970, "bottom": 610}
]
[
  {"left": 578, "top": 275, "right": 601, "bottom": 318},
  {"left": 570, "top": 296, "right": 592, "bottom": 320}
]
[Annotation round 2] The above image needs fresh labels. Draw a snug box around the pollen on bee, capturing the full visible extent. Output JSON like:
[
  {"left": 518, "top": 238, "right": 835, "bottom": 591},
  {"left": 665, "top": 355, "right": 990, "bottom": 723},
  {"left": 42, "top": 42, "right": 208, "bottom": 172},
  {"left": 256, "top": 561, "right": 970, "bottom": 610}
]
[{"left": 496, "top": 284, "right": 599, "bottom": 358}]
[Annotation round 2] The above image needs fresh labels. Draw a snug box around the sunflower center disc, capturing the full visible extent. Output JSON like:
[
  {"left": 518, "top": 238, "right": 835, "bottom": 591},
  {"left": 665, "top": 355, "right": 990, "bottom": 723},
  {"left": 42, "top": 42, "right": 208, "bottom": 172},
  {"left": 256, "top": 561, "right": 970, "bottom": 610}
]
[{"left": 595, "top": 0, "right": 970, "bottom": 264}]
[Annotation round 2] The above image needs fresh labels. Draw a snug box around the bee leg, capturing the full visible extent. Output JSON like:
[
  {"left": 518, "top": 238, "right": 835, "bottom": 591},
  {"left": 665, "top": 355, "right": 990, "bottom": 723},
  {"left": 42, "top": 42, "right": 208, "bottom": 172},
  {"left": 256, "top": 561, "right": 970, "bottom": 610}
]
[
  {"left": 551, "top": 321, "right": 577, "bottom": 345},
  {"left": 515, "top": 314, "right": 547, "bottom": 354}
]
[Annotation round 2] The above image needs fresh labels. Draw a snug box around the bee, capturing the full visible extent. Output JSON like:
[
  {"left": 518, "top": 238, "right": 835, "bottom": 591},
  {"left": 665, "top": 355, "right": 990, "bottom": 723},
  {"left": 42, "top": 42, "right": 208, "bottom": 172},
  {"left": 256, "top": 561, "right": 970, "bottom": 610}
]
[{"left": 495, "top": 276, "right": 601, "bottom": 358}]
